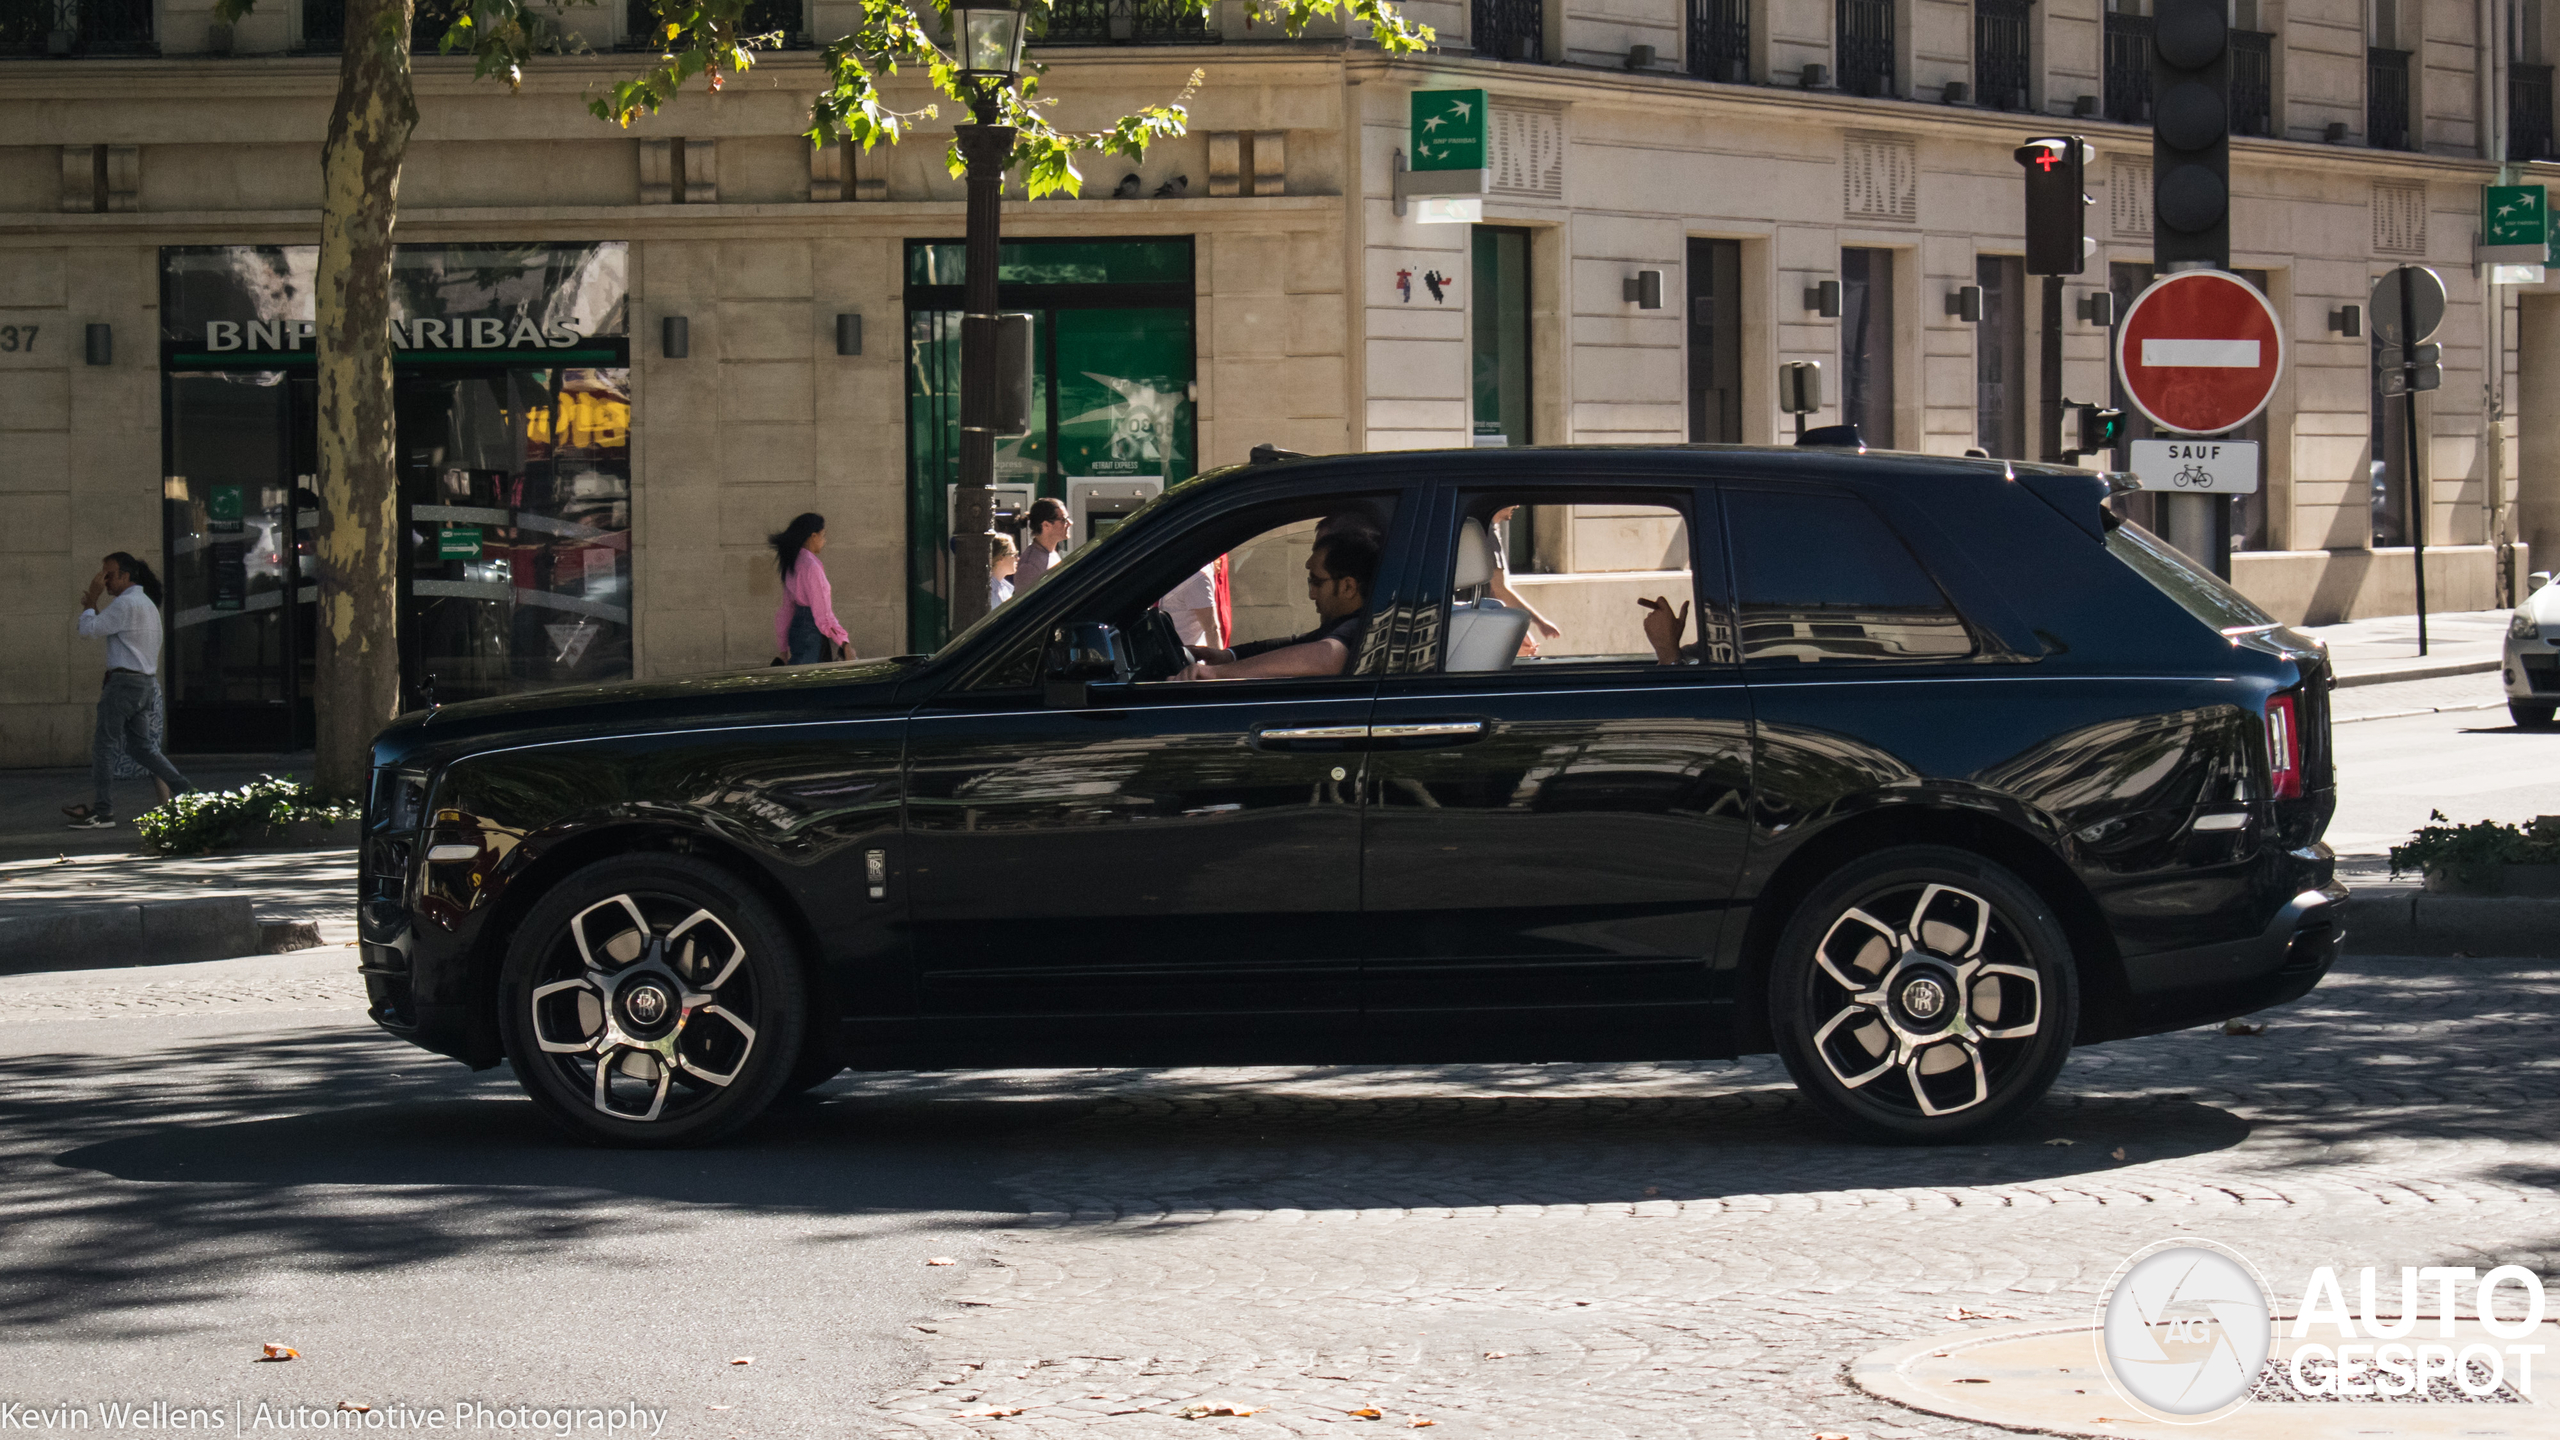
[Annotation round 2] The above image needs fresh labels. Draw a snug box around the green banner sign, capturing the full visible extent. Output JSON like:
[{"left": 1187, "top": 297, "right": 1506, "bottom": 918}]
[
  {"left": 2486, "top": 184, "right": 2548, "bottom": 247},
  {"left": 1411, "top": 89, "right": 1487, "bottom": 172},
  {"left": 438, "top": 526, "right": 482, "bottom": 560}
]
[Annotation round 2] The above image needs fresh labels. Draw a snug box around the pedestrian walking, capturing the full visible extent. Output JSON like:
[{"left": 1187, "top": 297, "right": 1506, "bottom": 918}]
[
  {"left": 1016, "top": 498, "right": 1071, "bottom": 591},
  {"left": 64, "top": 552, "right": 192, "bottom": 830},
  {"left": 770, "top": 512, "right": 853, "bottom": 665}
]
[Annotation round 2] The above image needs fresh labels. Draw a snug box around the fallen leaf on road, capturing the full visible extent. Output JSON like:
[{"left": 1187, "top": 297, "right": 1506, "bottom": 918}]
[
  {"left": 1642, "top": 1186, "right": 1659, "bottom": 1196},
  {"left": 1815, "top": 1432, "right": 1851, "bottom": 1439},
  {"left": 258, "top": 1344, "right": 299, "bottom": 1362},
  {"left": 1947, "top": 1307, "right": 2019, "bottom": 1321},
  {"left": 2110, "top": 1147, "right": 2127, "bottom": 1161},
  {"left": 1954, "top": 1378, "right": 1991, "bottom": 1384},
  {"left": 2222, "top": 1020, "right": 2266, "bottom": 1036},
  {"left": 952, "top": 1406, "right": 1023, "bottom": 1419},
  {"left": 1347, "top": 1408, "right": 1382, "bottom": 1420},
  {"left": 927, "top": 1257, "right": 957, "bottom": 1266},
  {"left": 728, "top": 1357, "right": 754, "bottom": 1367},
  {"left": 706, "top": 1406, "right": 731, "bottom": 1411},
  {"left": 337, "top": 1403, "right": 370, "bottom": 1413},
  {"left": 1482, "top": 1351, "right": 1510, "bottom": 1359},
  {"left": 1173, "top": 1403, "right": 1261, "bottom": 1419},
  {"left": 1407, "top": 1421, "right": 1436, "bottom": 1430},
  {"left": 2042, "top": 1138, "right": 2074, "bottom": 1147}
]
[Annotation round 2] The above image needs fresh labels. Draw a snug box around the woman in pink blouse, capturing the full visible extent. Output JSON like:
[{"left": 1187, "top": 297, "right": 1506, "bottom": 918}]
[{"left": 771, "top": 512, "right": 853, "bottom": 664}]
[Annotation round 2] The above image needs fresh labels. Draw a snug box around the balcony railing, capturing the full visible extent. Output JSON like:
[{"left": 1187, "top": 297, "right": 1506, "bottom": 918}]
[
  {"left": 1472, "top": 0, "right": 1539, "bottom": 60},
  {"left": 622, "top": 0, "right": 808, "bottom": 46},
  {"left": 2230, "top": 29, "right": 2272, "bottom": 135},
  {"left": 303, "top": 0, "right": 475, "bottom": 51},
  {"left": 2104, "top": 11, "right": 2153, "bottom": 123},
  {"left": 2368, "top": 46, "right": 2411, "bottom": 148},
  {"left": 1688, "top": 0, "right": 1746, "bottom": 83},
  {"left": 2514, "top": 63, "right": 2556, "bottom": 161},
  {"left": 0, "top": 0, "right": 155, "bottom": 55},
  {"left": 1034, "top": 0, "right": 1214, "bottom": 45},
  {"left": 1974, "top": 0, "right": 2030, "bottom": 109},
  {"left": 1837, "top": 0, "right": 1893, "bottom": 96}
]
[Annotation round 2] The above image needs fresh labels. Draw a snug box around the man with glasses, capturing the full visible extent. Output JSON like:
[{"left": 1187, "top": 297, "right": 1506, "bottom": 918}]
[{"left": 1178, "top": 527, "right": 1379, "bottom": 681}]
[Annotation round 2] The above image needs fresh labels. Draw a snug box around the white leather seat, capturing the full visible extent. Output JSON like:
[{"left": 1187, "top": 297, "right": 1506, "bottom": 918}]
[{"left": 1445, "top": 517, "right": 1531, "bottom": 672}]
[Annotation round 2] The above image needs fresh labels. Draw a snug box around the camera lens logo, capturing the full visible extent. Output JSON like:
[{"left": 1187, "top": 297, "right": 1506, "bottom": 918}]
[{"left": 2099, "top": 1244, "right": 2273, "bottom": 1418}]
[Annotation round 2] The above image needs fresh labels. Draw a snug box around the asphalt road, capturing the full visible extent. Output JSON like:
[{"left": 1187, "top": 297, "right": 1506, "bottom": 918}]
[{"left": 2328, "top": 668, "right": 2560, "bottom": 858}]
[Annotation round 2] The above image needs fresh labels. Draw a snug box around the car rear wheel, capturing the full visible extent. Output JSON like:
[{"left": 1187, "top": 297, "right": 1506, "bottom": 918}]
[
  {"left": 2512, "top": 700, "right": 2555, "bottom": 729},
  {"left": 1769, "top": 845, "right": 2078, "bottom": 1144},
  {"left": 499, "top": 855, "right": 806, "bottom": 1147}
]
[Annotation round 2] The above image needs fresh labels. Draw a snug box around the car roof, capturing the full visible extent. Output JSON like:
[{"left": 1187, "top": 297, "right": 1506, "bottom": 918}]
[{"left": 1192, "top": 443, "right": 2083, "bottom": 493}]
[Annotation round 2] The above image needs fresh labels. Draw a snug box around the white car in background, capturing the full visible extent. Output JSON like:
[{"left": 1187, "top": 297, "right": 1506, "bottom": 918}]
[{"left": 2509, "top": 570, "right": 2560, "bottom": 728}]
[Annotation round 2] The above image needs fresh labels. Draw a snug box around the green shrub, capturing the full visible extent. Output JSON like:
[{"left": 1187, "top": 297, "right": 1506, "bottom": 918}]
[
  {"left": 131, "top": 776, "right": 360, "bottom": 857},
  {"left": 2388, "top": 810, "right": 2560, "bottom": 886}
]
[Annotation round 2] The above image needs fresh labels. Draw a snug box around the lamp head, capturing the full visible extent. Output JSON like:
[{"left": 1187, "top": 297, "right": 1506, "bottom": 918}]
[{"left": 953, "top": 0, "right": 1028, "bottom": 87}]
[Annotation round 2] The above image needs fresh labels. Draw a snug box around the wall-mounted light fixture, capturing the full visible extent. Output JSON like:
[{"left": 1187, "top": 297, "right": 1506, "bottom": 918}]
[
  {"left": 1942, "top": 81, "right": 1970, "bottom": 105},
  {"left": 84, "top": 323, "right": 111, "bottom": 366},
  {"left": 1804, "top": 279, "right": 1840, "bottom": 317},
  {"left": 1624, "top": 43, "right": 1656, "bottom": 69},
  {"left": 2073, "top": 94, "right": 2099, "bottom": 117},
  {"left": 1945, "top": 285, "right": 1983, "bottom": 322},
  {"left": 1800, "top": 63, "right": 1830, "bottom": 89},
  {"left": 2329, "top": 303, "right": 2363, "bottom": 337},
  {"left": 661, "top": 316, "right": 689, "bottom": 359},
  {"left": 1624, "top": 270, "right": 1664, "bottom": 309},
  {"left": 2325, "top": 121, "right": 2350, "bottom": 143},
  {"left": 2081, "top": 292, "right": 2116, "bottom": 326},
  {"left": 836, "top": 313, "right": 863, "bottom": 355}
]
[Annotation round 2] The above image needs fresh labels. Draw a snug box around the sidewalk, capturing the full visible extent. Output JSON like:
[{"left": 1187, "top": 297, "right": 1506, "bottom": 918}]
[
  {"left": 0, "top": 754, "right": 319, "bottom": 862},
  {"left": 2298, "top": 607, "right": 2509, "bottom": 687}
]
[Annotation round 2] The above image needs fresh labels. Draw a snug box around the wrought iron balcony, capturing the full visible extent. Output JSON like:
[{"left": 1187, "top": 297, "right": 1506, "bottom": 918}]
[
  {"left": 0, "top": 0, "right": 155, "bottom": 55},
  {"left": 622, "top": 0, "right": 809, "bottom": 48},
  {"left": 1687, "top": 0, "right": 1746, "bottom": 83},
  {"left": 1472, "top": 0, "right": 1539, "bottom": 60},
  {"left": 2368, "top": 47, "right": 2411, "bottom": 149},
  {"left": 1836, "top": 0, "right": 1893, "bottom": 96},
  {"left": 303, "top": 0, "right": 483, "bottom": 51},
  {"left": 1974, "top": 0, "right": 2029, "bottom": 109},
  {"left": 2230, "top": 29, "right": 2272, "bottom": 135},
  {"left": 2103, "top": 11, "right": 2153, "bottom": 123},
  {"left": 2514, "top": 63, "right": 2555, "bottom": 161},
  {"left": 1034, "top": 0, "right": 1214, "bottom": 45}
]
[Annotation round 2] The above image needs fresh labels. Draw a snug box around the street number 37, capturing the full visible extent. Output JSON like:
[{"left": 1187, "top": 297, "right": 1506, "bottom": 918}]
[{"left": 0, "top": 325, "right": 37, "bottom": 352}]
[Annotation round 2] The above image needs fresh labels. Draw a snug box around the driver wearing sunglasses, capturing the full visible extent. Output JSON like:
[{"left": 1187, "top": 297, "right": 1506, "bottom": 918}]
[{"left": 1177, "top": 527, "right": 1380, "bottom": 681}]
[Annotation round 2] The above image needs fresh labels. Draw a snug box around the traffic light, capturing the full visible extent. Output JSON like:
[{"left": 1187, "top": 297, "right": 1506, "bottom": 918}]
[
  {"left": 2151, "top": 0, "right": 2231, "bottom": 268},
  {"left": 2068, "top": 403, "right": 2126, "bottom": 458},
  {"left": 2015, "top": 136, "right": 2091, "bottom": 275}
]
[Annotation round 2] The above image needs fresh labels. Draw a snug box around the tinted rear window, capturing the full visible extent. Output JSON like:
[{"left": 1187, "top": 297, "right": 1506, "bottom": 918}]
[
  {"left": 2103, "top": 521, "right": 2276, "bottom": 632},
  {"left": 1728, "top": 490, "right": 1974, "bottom": 663}
]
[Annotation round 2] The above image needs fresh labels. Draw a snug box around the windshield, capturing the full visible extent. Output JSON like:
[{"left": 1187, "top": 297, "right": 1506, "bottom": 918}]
[
  {"left": 2103, "top": 520, "right": 2277, "bottom": 633},
  {"left": 928, "top": 475, "right": 1203, "bottom": 657}
]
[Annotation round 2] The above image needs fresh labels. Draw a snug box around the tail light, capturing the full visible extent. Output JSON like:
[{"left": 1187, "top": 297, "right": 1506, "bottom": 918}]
[{"left": 2265, "top": 693, "right": 2302, "bottom": 801}]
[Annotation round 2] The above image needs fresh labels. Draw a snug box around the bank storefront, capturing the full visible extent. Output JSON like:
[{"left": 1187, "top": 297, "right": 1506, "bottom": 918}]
[{"left": 159, "top": 243, "right": 631, "bottom": 749}]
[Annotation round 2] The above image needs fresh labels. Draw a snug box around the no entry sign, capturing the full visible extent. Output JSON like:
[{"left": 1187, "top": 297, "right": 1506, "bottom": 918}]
[{"left": 2114, "top": 270, "right": 2286, "bottom": 435}]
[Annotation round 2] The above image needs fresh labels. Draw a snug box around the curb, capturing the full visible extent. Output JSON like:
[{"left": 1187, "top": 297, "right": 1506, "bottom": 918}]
[
  {"left": 2333, "top": 657, "right": 2500, "bottom": 688},
  {"left": 2343, "top": 889, "right": 2560, "bottom": 958},
  {"left": 0, "top": 896, "right": 261, "bottom": 976}
]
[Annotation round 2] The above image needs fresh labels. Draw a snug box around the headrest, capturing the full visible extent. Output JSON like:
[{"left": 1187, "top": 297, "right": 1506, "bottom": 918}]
[{"left": 1455, "top": 517, "right": 1494, "bottom": 590}]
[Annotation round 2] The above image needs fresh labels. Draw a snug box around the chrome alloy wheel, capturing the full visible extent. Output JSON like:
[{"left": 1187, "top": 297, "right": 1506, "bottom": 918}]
[
  {"left": 527, "top": 893, "right": 762, "bottom": 1124},
  {"left": 1804, "top": 882, "right": 2044, "bottom": 1119}
]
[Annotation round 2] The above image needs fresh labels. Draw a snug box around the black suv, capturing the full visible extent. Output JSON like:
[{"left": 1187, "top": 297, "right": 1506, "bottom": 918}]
[{"left": 360, "top": 446, "right": 2342, "bottom": 1146}]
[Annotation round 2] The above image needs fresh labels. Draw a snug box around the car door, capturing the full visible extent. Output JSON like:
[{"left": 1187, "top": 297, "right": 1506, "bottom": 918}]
[
  {"left": 1358, "top": 476, "right": 1754, "bottom": 1059},
  {"left": 900, "top": 485, "right": 1414, "bottom": 1064}
]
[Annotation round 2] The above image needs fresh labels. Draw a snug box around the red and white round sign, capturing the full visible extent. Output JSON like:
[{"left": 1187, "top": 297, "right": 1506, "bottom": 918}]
[{"left": 2113, "top": 270, "right": 2286, "bottom": 436}]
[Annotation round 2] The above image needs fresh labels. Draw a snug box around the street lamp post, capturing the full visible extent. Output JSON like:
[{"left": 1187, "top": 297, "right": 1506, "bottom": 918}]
[{"left": 946, "top": 0, "right": 1028, "bottom": 636}]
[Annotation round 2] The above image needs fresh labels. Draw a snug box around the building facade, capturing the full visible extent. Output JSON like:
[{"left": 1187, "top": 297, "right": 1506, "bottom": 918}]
[{"left": 0, "top": 0, "right": 2547, "bottom": 762}]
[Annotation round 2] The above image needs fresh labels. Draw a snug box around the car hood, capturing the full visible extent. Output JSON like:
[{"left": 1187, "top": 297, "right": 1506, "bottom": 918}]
[{"left": 2526, "top": 582, "right": 2560, "bottom": 628}]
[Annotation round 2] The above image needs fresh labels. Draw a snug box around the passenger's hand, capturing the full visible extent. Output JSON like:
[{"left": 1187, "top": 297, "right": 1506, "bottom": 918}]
[
  {"left": 1178, "top": 660, "right": 1222, "bottom": 682},
  {"left": 1533, "top": 616, "right": 1563, "bottom": 640},
  {"left": 1637, "top": 595, "right": 1689, "bottom": 665}
]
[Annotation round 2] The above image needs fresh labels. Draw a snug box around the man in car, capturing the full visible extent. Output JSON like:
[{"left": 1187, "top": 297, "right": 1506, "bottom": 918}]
[{"left": 1178, "top": 526, "right": 1379, "bottom": 680}]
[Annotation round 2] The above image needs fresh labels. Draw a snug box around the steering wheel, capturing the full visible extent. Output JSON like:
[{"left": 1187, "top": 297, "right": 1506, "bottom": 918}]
[{"left": 1129, "top": 606, "right": 1189, "bottom": 681}]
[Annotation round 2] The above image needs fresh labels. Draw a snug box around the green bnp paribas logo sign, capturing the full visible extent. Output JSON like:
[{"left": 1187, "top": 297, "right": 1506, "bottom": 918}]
[{"left": 1411, "top": 88, "right": 1486, "bottom": 172}]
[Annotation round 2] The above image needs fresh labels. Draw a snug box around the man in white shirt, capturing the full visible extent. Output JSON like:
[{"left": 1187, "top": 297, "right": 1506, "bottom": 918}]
[
  {"left": 67, "top": 552, "right": 192, "bottom": 830},
  {"left": 1015, "top": 498, "right": 1071, "bottom": 591}
]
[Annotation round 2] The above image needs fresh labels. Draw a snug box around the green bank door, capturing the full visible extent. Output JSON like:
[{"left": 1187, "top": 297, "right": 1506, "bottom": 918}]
[{"left": 904, "top": 238, "right": 1196, "bottom": 651}]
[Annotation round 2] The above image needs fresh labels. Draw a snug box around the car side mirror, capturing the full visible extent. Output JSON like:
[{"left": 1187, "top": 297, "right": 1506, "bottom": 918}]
[
  {"left": 1043, "top": 622, "right": 1131, "bottom": 708},
  {"left": 2532, "top": 571, "right": 2553, "bottom": 595}
]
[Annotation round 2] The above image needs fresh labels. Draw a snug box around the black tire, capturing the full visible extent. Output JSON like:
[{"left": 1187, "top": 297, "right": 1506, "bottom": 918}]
[
  {"left": 2512, "top": 701, "right": 2556, "bottom": 729},
  {"left": 499, "top": 854, "right": 807, "bottom": 1147},
  {"left": 1768, "top": 845, "right": 2079, "bottom": 1144}
]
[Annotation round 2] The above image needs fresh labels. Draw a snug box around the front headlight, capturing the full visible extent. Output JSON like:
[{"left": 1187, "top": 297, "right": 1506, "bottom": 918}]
[
  {"left": 2513, "top": 610, "right": 2541, "bottom": 640},
  {"left": 368, "top": 767, "right": 432, "bottom": 832}
]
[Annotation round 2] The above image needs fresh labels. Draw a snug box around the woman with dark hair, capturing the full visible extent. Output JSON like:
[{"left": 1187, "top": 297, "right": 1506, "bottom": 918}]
[
  {"left": 64, "top": 551, "right": 192, "bottom": 829},
  {"left": 770, "top": 512, "right": 852, "bottom": 665}
]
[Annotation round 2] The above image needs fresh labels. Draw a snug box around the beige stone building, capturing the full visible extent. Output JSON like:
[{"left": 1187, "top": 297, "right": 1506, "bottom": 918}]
[{"left": 0, "top": 0, "right": 2548, "bottom": 762}]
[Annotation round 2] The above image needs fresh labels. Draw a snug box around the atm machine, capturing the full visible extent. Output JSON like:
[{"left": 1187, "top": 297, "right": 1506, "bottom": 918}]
[{"left": 1065, "top": 477, "right": 1162, "bottom": 554}]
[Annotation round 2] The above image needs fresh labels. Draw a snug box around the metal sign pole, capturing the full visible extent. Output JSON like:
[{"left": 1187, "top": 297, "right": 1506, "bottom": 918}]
[
  {"left": 2399, "top": 263, "right": 2428, "bottom": 656},
  {"left": 2040, "top": 276, "right": 2065, "bottom": 463}
]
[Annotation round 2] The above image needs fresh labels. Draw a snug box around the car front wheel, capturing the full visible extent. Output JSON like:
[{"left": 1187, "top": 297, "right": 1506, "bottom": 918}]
[
  {"left": 2512, "top": 700, "right": 2555, "bottom": 729},
  {"left": 499, "top": 854, "right": 806, "bottom": 1147},
  {"left": 1769, "top": 845, "right": 2079, "bottom": 1144}
]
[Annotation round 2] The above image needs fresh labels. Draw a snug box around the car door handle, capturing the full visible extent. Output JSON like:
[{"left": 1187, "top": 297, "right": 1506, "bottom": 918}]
[
  {"left": 1370, "top": 721, "right": 1487, "bottom": 745},
  {"left": 1253, "top": 723, "right": 1370, "bottom": 750}
]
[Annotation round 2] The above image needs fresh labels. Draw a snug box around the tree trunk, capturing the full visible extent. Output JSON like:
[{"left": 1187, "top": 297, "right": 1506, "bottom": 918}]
[{"left": 312, "top": 0, "right": 419, "bottom": 797}]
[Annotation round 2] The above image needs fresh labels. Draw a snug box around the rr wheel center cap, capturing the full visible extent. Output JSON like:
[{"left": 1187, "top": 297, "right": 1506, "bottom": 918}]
[
  {"left": 1898, "top": 975, "right": 1950, "bottom": 1024},
  {"left": 623, "top": 982, "right": 673, "bottom": 1028}
]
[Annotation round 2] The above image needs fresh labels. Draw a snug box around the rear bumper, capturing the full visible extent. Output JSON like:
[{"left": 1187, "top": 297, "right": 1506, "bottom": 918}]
[{"left": 2113, "top": 846, "right": 2345, "bottom": 1037}]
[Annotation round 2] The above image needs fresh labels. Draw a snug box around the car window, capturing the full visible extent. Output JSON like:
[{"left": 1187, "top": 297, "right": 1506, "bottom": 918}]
[
  {"left": 1432, "top": 492, "right": 1726, "bottom": 672},
  {"left": 1726, "top": 488, "right": 1974, "bottom": 664},
  {"left": 2103, "top": 519, "right": 2277, "bottom": 632}
]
